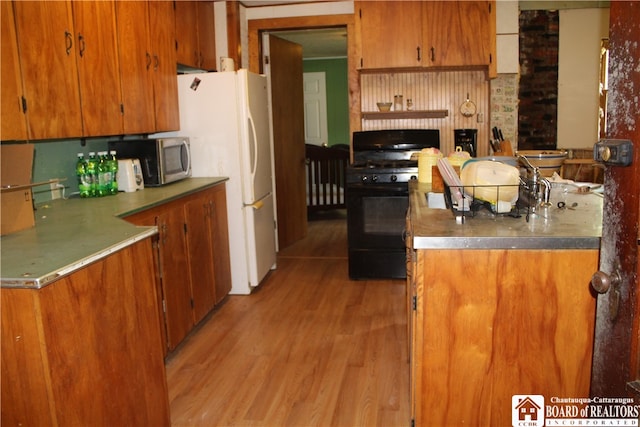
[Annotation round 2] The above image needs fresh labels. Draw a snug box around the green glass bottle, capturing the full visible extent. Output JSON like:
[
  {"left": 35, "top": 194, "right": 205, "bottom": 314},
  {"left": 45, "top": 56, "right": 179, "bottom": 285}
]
[
  {"left": 97, "top": 151, "right": 109, "bottom": 197},
  {"left": 108, "top": 150, "right": 118, "bottom": 195},
  {"left": 76, "top": 153, "right": 91, "bottom": 198},
  {"left": 86, "top": 152, "right": 98, "bottom": 197}
]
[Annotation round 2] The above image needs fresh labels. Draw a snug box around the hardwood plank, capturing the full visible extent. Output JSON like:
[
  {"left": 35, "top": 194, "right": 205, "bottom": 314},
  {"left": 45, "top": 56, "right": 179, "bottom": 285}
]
[{"left": 166, "top": 217, "right": 409, "bottom": 426}]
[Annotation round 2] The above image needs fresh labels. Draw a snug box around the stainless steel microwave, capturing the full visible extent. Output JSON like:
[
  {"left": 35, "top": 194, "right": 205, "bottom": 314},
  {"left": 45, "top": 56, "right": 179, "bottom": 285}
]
[{"left": 108, "top": 137, "right": 191, "bottom": 186}]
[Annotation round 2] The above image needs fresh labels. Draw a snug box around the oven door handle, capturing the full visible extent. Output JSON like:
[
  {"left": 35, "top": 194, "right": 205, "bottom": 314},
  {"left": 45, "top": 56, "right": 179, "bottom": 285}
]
[{"left": 347, "top": 184, "right": 409, "bottom": 194}]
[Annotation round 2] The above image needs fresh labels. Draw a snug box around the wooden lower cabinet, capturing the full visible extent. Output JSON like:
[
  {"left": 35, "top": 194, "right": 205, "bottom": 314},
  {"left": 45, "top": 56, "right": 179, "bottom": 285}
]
[
  {"left": 125, "top": 183, "right": 232, "bottom": 352},
  {"left": 410, "top": 248, "right": 598, "bottom": 426},
  {"left": 1, "top": 238, "right": 170, "bottom": 427}
]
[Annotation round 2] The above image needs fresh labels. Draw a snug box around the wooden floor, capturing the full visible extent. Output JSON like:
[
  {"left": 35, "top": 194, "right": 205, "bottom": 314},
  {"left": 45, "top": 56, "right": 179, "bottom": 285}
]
[{"left": 165, "top": 210, "right": 410, "bottom": 427}]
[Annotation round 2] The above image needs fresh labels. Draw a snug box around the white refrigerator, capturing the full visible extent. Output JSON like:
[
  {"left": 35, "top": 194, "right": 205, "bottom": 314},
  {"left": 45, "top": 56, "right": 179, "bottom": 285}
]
[{"left": 156, "top": 70, "right": 277, "bottom": 295}]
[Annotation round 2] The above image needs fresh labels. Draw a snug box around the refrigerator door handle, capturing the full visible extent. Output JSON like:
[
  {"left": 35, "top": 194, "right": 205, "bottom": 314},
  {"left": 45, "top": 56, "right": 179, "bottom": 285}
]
[
  {"left": 244, "top": 199, "right": 265, "bottom": 210},
  {"left": 247, "top": 115, "right": 258, "bottom": 180}
]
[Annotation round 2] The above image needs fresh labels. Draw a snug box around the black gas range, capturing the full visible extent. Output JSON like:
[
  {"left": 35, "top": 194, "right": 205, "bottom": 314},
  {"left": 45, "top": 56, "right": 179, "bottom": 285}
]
[{"left": 346, "top": 129, "right": 440, "bottom": 280}]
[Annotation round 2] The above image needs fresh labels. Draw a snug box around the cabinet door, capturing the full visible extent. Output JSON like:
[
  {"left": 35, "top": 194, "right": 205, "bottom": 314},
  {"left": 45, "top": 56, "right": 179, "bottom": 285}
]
[
  {"left": 174, "top": 1, "right": 199, "bottom": 68},
  {"left": 13, "top": 1, "right": 82, "bottom": 140},
  {"left": 423, "top": 1, "right": 493, "bottom": 68},
  {"left": 155, "top": 207, "right": 194, "bottom": 351},
  {"left": 209, "top": 186, "right": 232, "bottom": 303},
  {"left": 357, "top": 1, "right": 422, "bottom": 69},
  {"left": 72, "top": 1, "right": 123, "bottom": 137},
  {"left": 184, "top": 197, "right": 217, "bottom": 324},
  {"left": 148, "top": 1, "right": 179, "bottom": 132},
  {"left": 197, "top": 1, "right": 216, "bottom": 71},
  {"left": 1, "top": 1, "right": 27, "bottom": 141},
  {"left": 115, "top": 1, "right": 155, "bottom": 134}
]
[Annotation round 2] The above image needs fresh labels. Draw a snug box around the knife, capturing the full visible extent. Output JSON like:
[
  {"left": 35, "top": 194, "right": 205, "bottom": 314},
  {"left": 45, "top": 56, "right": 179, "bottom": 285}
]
[
  {"left": 498, "top": 129, "right": 504, "bottom": 141},
  {"left": 491, "top": 127, "right": 501, "bottom": 152}
]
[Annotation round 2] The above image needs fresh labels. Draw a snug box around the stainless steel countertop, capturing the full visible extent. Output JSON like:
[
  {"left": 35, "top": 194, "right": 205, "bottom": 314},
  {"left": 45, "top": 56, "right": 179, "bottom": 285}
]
[
  {"left": 409, "top": 181, "right": 602, "bottom": 250},
  {"left": 1, "top": 178, "right": 228, "bottom": 288}
]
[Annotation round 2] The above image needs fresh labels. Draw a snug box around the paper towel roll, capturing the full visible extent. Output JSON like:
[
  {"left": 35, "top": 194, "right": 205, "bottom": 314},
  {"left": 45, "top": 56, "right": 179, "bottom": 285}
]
[
  {"left": 418, "top": 151, "right": 442, "bottom": 183},
  {"left": 220, "top": 57, "right": 235, "bottom": 72}
]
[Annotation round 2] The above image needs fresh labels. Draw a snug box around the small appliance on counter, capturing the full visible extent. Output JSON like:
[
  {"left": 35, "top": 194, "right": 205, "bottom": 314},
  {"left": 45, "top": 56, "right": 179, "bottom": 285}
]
[
  {"left": 116, "top": 159, "right": 144, "bottom": 192},
  {"left": 454, "top": 129, "right": 477, "bottom": 157},
  {"left": 108, "top": 137, "right": 191, "bottom": 187}
]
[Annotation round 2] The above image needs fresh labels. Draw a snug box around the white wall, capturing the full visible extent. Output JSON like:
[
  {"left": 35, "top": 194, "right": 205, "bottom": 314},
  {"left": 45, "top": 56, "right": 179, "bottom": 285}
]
[{"left": 558, "top": 8, "right": 609, "bottom": 149}]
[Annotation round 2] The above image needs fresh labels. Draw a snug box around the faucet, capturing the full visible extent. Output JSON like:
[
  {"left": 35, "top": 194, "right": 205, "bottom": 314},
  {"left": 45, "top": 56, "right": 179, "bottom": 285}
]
[{"left": 517, "top": 154, "right": 551, "bottom": 213}]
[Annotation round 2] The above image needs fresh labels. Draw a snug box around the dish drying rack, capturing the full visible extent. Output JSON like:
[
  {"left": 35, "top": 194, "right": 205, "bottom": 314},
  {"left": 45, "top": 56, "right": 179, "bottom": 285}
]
[
  {"left": 442, "top": 183, "right": 527, "bottom": 219},
  {"left": 437, "top": 158, "right": 530, "bottom": 222}
]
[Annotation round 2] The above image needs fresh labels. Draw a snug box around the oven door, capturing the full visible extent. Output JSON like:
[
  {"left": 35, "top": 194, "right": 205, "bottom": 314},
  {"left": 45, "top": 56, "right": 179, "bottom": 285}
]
[{"left": 346, "top": 182, "right": 409, "bottom": 279}]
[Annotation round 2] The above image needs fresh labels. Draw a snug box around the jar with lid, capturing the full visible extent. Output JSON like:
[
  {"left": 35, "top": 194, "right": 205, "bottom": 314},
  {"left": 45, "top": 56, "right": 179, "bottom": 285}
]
[
  {"left": 406, "top": 98, "right": 413, "bottom": 111},
  {"left": 393, "top": 95, "right": 403, "bottom": 111}
]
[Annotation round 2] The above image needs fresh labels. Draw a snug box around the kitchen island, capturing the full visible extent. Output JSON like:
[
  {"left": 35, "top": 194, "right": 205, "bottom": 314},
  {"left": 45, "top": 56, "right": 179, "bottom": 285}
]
[
  {"left": 406, "top": 180, "right": 602, "bottom": 426},
  {"left": 1, "top": 178, "right": 227, "bottom": 426}
]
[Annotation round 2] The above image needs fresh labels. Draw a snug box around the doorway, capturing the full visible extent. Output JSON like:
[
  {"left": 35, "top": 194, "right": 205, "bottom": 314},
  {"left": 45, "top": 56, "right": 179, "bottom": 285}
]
[
  {"left": 268, "top": 27, "right": 349, "bottom": 148},
  {"left": 248, "top": 15, "right": 356, "bottom": 249}
]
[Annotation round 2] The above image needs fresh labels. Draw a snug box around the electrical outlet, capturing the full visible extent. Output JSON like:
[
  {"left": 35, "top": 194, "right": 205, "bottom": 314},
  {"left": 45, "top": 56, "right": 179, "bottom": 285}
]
[
  {"left": 476, "top": 112, "right": 484, "bottom": 123},
  {"left": 50, "top": 182, "right": 63, "bottom": 200}
]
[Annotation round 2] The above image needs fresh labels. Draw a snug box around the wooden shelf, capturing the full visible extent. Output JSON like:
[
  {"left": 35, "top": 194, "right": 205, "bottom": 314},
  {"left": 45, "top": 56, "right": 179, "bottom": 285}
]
[{"left": 361, "top": 110, "right": 449, "bottom": 120}]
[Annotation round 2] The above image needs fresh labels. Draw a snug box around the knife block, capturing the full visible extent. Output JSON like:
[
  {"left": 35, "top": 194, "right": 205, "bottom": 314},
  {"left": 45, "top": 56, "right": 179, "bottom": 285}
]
[{"left": 500, "top": 140, "right": 514, "bottom": 156}]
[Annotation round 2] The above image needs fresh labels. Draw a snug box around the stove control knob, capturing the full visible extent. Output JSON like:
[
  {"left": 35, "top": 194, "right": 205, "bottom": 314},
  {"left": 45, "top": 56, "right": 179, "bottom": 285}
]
[
  {"left": 372, "top": 175, "right": 378, "bottom": 182},
  {"left": 390, "top": 175, "right": 398, "bottom": 182},
  {"left": 361, "top": 175, "right": 368, "bottom": 183},
  {"left": 410, "top": 175, "right": 417, "bottom": 181}
]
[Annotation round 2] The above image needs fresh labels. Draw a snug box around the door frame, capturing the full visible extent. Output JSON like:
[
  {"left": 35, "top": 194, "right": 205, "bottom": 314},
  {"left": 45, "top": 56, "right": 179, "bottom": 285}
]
[
  {"left": 247, "top": 14, "right": 358, "bottom": 150},
  {"left": 590, "top": 0, "right": 640, "bottom": 399}
]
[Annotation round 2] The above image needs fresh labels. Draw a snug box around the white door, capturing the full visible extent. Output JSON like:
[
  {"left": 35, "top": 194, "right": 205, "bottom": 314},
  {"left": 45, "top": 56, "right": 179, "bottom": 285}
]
[{"left": 303, "top": 72, "right": 328, "bottom": 146}]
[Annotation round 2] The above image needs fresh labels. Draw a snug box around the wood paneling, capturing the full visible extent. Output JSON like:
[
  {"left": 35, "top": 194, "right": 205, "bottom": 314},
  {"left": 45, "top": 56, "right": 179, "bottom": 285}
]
[{"left": 360, "top": 70, "right": 490, "bottom": 155}]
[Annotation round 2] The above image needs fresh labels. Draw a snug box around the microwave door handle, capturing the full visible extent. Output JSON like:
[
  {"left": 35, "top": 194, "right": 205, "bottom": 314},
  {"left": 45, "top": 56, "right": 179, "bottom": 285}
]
[{"left": 182, "top": 139, "right": 191, "bottom": 173}]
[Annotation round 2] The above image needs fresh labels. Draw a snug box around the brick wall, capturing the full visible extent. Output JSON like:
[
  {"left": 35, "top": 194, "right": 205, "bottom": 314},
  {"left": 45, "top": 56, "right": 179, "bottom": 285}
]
[{"left": 518, "top": 10, "right": 559, "bottom": 150}]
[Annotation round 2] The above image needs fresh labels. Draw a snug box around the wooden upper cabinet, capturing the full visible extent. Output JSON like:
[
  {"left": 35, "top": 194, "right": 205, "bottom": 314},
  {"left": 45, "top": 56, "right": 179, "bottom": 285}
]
[
  {"left": 357, "top": 0, "right": 495, "bottom": 72},
  {"left": 175, "top": 1, "right": 216, "bottom": 70},
  {"left": 197, "top": 1, "right": 216, "bottom": 71},
  {"left": 358, "top": 1, "right": 423, "bottom": 69},
  {"left": 423, "top": 1, "right": 494, "bottom": 69},
  {"left": 175, "top": 1, "right": 199, "bottom": 67},
  {"left": 148, "top": 1, "right": 179, "bottom": 132},
  {"left": 115, "top": 1, "right": 156, "bottom": 135},
  {"left": 72, "top": 1, "right": 123, "bottom": 137},
  {"left": 1, "top": 1, "right": 27, "bottom": 142},
  {"left": 13, "top": 1, "right": 83, "bottom": 140}
]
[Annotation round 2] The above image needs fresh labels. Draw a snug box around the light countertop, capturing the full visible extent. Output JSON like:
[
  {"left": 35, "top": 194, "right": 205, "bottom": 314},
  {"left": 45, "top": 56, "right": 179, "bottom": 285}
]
[
  {"left": 1, "top": 178, "right": 228, "bottom": 288},
  {"left": 409, "top": 180, "right": 603, "bottom": 250}
]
